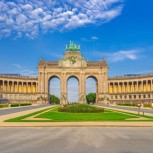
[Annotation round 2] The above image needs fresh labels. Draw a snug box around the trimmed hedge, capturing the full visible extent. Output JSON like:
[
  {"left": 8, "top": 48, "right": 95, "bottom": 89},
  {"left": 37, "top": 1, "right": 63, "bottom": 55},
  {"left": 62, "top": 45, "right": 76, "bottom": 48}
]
[
  {"left": 144, "top": 104, "right": 152, "bottom": 108},
  {"left": 117, "top": 103, "right": 138, "bottom": 107},
  {"left": 58, "top": 103, "right": 104, "bottom": 113},
  {"left": 0, "top": 104, "right": 9, "bottom": 108},
  {"left": 20, "top": 103, "right": 32, "bottom": 106},
  {"left": 11, "top": 103, "right": 32, "bottom": 107}
]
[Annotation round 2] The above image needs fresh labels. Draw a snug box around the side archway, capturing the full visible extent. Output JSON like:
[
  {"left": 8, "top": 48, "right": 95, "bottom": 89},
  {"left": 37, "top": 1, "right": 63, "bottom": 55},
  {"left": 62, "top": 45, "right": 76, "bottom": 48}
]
[
  {"left": 86, "top": 75, "right": 98, "bottom": 104},
  {"left": 48, "top": 75, "right": 61, "bottom": 104}
]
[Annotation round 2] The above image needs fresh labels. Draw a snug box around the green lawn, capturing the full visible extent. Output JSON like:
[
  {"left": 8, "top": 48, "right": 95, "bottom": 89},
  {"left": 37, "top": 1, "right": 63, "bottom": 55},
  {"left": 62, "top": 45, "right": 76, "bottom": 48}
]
[{"left": 5, "top": 106, "right": 153, "bottom": 122}]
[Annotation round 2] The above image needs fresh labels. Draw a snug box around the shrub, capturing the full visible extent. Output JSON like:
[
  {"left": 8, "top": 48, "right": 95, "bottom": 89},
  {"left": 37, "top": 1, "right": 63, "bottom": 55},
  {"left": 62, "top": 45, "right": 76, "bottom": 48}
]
[
  {"left": 20, "top": 103, "right": 32, "bottom": 106},
  {"left": 11, "top": 103, "right": 20, "bottom": 107},
  {"left": 58, "top": 103, "right": 104, "bottom": 113},
  {"left": 50, "top": 95, "right": 60, "bottom": 104},
  {"left": 0, "top": 104, "right": 9, "bottom": 108},
  {"left": 117, "top": 103, "right": 138, "bottom": 107},
  {"left": 86, "top": 93, "right": 96, "bottom": 104},
  {"left": 144, "top": 104, "right": 151, "bottom": 108}
]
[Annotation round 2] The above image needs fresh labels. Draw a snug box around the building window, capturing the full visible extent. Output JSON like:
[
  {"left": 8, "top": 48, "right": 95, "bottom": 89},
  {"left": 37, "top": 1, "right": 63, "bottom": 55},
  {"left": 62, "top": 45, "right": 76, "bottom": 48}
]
[
  {"left": 111, "top": 96, "right": 113, "bottom": 99},
  {"left": 129, "top": 95, "right": 132, "bottom": 99},
  {"left": 134, "top": 95, "right": 136, "bottom": 99},
  {"left": 148, "top": 94, "right": 150, "bottom": 98},
  {"left": 120, "top": 95, "right": 122, "bottom": 99},
  {"left": 115, "top": 95, "right": 117, "bottom": 99},
  {"left": 143, "top": 95, "right": 146, "bottom": 99},
  {"left": 139, "top": 95, "right": 141, "bottom": 99},
  {"left": 124, "top": 95, "right": 127, "bottom": 99}
]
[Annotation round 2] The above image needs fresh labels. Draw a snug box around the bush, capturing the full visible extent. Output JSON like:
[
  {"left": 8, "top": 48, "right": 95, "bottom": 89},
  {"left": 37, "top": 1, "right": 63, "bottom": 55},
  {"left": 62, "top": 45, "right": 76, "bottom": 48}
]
[
  {"left": 11, "top": 103, "right": 20, "bottom": 107},
  {"left": 144, "top": 104, "right": 152, "bottom": 108},
  {"left": 50, "top": 95, "right": 60, "bottom": 104},
  {"left": 0, "top": 104, "right": 9, "bottom": 108},
  {"left": 58, "top": 103, "right": 104, "bottom": 113},
  {"left": 86, "top": 93, "right": 96, "bottom": 104},
  {"left": 20, "top": 103, "right": 32, "bottom": 106},
  {"left": 117, "top": 103, "right": 138, "bottom": 107}
]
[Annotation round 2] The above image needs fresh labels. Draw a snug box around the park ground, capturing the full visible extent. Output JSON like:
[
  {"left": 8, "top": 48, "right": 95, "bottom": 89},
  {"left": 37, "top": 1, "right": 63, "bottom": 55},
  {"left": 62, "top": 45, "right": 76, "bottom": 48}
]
[
  {"left": 1, "top": 104, "right": 153, "bottom": 127},
  {"left": 1, "top": 104, "right": 153, "bottom": 153},
  {"left": 0, "top": 127, "right": 153, "bottom": 153}
]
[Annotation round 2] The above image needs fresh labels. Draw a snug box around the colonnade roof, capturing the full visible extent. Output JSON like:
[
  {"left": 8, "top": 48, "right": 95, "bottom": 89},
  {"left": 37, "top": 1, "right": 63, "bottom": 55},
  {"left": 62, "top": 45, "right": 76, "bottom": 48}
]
[
  {"left": 108, "top": 73, "right": 153, "bottom": 81},
  {"left": 0, "top": 75, "right": 38, "bottom": 80}
]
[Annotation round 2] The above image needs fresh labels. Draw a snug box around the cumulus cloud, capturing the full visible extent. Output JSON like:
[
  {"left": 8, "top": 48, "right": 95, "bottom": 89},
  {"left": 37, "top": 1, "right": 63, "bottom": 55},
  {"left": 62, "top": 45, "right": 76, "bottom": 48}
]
[
  {"left": 13, "top": 64, "right": 37, "bottom": 76},
  {"left": 0, "top": 0, "right": 124, "bottom": 38},
  {"left": 95, "top": 49, "right": 141, "bottom": 62}
]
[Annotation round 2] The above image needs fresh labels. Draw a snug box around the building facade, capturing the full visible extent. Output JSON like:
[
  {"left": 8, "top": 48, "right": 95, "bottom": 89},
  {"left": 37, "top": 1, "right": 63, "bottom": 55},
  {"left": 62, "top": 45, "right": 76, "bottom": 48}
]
[{"left": 0, "top": 43, "right": 153, "bottom": 104}]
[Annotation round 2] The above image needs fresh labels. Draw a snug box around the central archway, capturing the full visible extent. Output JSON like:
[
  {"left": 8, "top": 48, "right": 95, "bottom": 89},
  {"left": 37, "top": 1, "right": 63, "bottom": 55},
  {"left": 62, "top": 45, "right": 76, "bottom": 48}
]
[{"left": 67, "top": 76, "right": 79, "bottom": 103}]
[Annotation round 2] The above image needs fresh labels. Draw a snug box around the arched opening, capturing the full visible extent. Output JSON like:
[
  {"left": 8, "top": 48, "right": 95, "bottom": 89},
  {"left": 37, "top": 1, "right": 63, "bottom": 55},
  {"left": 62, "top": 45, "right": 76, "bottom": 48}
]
[
  {"left": 49, "top": 76, "right": 60, "bottom": 104},
  {"left": 86, "top": 76, "right": 98, "bottom": 104},
  {"left": 67, "top": 76, "right": 79, "bottom": 103}
]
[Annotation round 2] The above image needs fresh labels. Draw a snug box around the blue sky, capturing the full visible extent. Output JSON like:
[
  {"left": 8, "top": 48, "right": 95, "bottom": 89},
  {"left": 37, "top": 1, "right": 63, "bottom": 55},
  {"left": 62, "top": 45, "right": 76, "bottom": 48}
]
[{"left": 0, "top": 0, "right": 153, "bottom": 100}]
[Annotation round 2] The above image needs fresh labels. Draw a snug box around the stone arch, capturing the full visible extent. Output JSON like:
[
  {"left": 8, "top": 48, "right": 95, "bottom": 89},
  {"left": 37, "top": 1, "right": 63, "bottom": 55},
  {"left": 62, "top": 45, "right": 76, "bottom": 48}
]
[
  {"left": 48, "top": 75, "right": 61, "bottom": 104},
  {"left": 66, "top": 75, "right": 80, "bottom": 103},
  {"left": 85, "top": 75, "right": 98, "bottom": 103}
]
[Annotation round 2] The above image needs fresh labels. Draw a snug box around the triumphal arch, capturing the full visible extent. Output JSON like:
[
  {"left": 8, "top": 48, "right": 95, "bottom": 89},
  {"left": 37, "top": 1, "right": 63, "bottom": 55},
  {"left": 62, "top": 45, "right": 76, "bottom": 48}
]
[{"left": 38, "top": 42, "right": 108, "bottom": 104}]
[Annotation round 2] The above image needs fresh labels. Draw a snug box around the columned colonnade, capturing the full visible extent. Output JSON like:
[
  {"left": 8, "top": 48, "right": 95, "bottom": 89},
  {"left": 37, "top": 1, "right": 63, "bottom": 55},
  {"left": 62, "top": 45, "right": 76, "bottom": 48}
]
[
  {"left": 0, "top": 80, "right": 38, "bottom": 93},
  {"left": 109, "top": 80, "right": 153, "bottom": 93},
  {"left": 108, "top": 76, "right": 153, "bottom": 102}
]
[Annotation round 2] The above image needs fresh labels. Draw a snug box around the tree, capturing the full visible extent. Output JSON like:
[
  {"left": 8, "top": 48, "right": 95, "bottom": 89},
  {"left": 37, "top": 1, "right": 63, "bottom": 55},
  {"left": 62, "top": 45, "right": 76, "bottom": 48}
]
[
  {"left": 86, "top": 93, "right": 96, "bottom": 104},
  {"left": 50, "top": 94, "right": 60, "bottom": 104}
]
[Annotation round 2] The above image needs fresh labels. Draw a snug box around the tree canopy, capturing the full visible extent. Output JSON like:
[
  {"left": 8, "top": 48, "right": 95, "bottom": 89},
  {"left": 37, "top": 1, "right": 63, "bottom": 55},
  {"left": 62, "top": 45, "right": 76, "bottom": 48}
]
[
  {"left": 50, "top": 94, "right": 60, "bottom": 104},
  {"left": 86, "top": 93, "right": 96, "bottom": 104}
]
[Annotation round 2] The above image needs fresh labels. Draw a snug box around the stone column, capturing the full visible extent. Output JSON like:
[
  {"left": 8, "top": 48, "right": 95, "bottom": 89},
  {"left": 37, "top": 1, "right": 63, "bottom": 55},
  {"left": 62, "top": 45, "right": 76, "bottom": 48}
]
[
  {"left": 79, "top": 73, "right": 86, "bottom": 103},
  {"left": 137, "top": 81, "right": 139, "bottom": 92},
  {"left": 26, "top": 82, "right": 28, "bottom": 93},
  {"left": 7, "top": 81, "right": 9, "bottom": 92},
  {"left": 2, "top": 80, "right": 4, "bottom": 92},
  {"left": 146, "top": 80, "right": 148, "bottom": 92},
  {"left": 17, "top": 82, "right": 19, "bottom": 93},
  {"left": 60, "top": 73, "right": 67, "bottom": 105},
  {"left": 141, "top": 81, "right": 144, "bottom": 92},
  {"left": 22, "top": 82, "right": 24, "bottom": 93},
  {"left": 122, "top": 82, "right": 125, "bottom": 93},
  {"left": 131, "top": 82, "right": 133, "bottom": 92},
  {"left": 12, "top": 81, "right": 14, "bottom": 93},
  {"left": 31, "top": 82, "right": 33, "bottom": 93},
  {"left": 151, "top": 80, "right": 153, "bottom": 92}
]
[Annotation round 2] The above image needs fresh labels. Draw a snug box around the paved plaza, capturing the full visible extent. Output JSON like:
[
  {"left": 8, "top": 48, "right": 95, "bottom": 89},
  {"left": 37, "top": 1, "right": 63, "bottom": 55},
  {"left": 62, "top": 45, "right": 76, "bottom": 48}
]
[
  {"left": 0, "top": 127, "right": 153, "bottom": 153},
  {"left": 0, "top": 104, "right": 50, "bottom": 116}
]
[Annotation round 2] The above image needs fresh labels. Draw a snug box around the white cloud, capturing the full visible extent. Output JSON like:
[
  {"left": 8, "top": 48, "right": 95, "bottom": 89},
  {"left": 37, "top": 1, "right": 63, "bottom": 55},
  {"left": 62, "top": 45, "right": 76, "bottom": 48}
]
[
  {"left": 13, "top": 64, "right": 37, "bottom": 76},
  {"left": 0, "top": 0, "right": 124, "bottom": 38},
  {"left": 81, "top": 36, "right": 99, "bottom": 42},
  {"left": 91, "top": 36, "right": 99, "bottom": 40},
  {"left": 95, "top": 49, "right": 141, "bottom": 62}
]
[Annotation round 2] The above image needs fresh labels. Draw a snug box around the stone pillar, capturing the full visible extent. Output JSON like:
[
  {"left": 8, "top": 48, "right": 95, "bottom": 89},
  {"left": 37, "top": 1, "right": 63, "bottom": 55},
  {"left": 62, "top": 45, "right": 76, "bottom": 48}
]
[
  {"left": 137, "top": 81, "right": 139, "bottom": 92},
  {"left": 22, "top": 82, "right": 24, "bottom": 93},
  {"left": 12, "top": 81, "right": 14, "bottom": 93},
  {"left": 7, "top": 81, "right": 9, "bottom": 92},
  {"left": 31, "top": 82, "right": 33, "bottom": 93},
  {"left": 146, "top": 80, "right": 148, "bottom": 92},
  {"left": 141, "top": 81, "right": 144, "bottom": 92},
  {"left": 60, "top": 73, "right": 67, "bottom": 105},
  {"left": 151, "top": 80, "right": 153, "bottom": 92},
  {"left": 2, "top": 80, "right": 4, "bottom": 92},
  {"left": 26, "top": 82, "right": 28, "bottom": 93},
  {"left": 131, "top": 81, "right": 134, "bottom": 92},
  {"left": 17, "top": 82, "right": 19, "bottom": 93},
  {"left": 36, "top": 83, "right": 38, "bottom": 93},
  {"left": 79, "top": 73, "right": 86, "bottom": 103}
]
